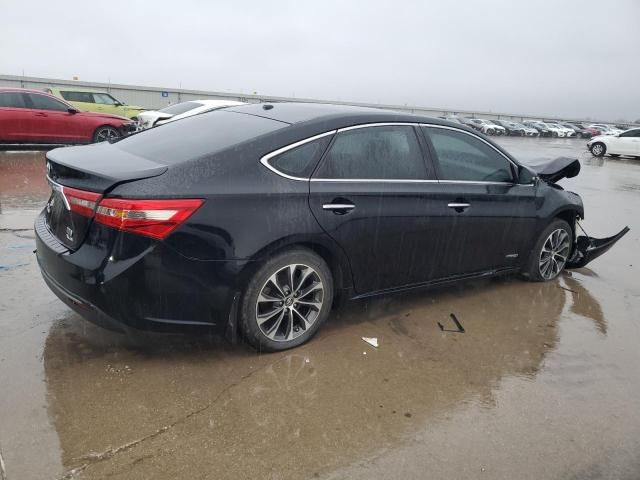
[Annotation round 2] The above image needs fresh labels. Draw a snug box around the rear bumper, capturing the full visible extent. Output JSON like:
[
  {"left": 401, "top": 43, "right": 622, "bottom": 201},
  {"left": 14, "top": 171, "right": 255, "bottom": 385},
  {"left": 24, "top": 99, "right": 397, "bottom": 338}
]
[{"left": 35, "top": 211, "right": 246, "bottom": 334}]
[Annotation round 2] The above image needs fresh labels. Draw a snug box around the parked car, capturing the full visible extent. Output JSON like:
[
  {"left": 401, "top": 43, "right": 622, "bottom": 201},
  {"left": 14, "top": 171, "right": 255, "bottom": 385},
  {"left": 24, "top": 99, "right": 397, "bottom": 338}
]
[
  {"left": 464, "top": 118, "right": 502, "bottom": 135},
  {"left": 493, "top": 120, "right": 537, "bottom": 136},
  {"left": 35, "top": 103, "right": 628, "bottom": 351},
  {"left": 562, "top": 123, "right": 597, "bottom": 139},
  {"left": 588, "top": 127, "right": 640, "bottom": 157},
  {"left": 515, "top": 122, "right": 540, "bottom": 137},
  {"left": 440, "top": 116, "right": 466, "bottom": 126},
  {"left": 523, "top": 120, "right": 552, "bottom": 137},
  {"left": 546, "top": 122, "right": 576, "bottom": 137},
  {"left": 484, "top": 120, "right": 507, "bottom": 136},
  {"left": 587, "top": 124, "right": 619, "bottom": 136},
  {"left": 0, "top": 88, "right": 135, "bottom": 144},
  {"left": 492, "top": 120, "right": 522, "bottom": 136},
  {"left": 136, "top": 99, "right": 245, "bottom": 130},
  {"left": 45, "top": 87, "right": 145, "bottom": 119}
]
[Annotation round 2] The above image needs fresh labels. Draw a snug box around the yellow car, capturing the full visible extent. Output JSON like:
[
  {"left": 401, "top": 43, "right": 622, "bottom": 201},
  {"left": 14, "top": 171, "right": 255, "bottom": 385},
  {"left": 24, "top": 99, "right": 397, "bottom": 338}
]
[{"left": 45, "top": 87, "right": 145, "bottom": 119}]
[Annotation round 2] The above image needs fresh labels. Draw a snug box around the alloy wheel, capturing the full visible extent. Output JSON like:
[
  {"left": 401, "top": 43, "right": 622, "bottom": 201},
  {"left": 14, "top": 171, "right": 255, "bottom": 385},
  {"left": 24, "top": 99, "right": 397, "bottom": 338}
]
[
  {"left": 255, "top": 264, "right": 324, "bottom": 342},
  {"left": 539, "top": 229, "right": 571, "bottom": 280},
  {"left": 95, "top": 127, "right": 120, "bottom": 142},
  {"left": 591, "top": 144, "right": 604, "bottom": 156}
]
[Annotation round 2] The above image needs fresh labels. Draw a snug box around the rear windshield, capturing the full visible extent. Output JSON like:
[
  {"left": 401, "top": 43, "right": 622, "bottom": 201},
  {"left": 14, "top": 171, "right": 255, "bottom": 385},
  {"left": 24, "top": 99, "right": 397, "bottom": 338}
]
[
  {"left": 159, "top": 102, "right": 201, "bottom": 115},
  {"left": 115, "top": 110, "right": 287, "bottom": 164}
]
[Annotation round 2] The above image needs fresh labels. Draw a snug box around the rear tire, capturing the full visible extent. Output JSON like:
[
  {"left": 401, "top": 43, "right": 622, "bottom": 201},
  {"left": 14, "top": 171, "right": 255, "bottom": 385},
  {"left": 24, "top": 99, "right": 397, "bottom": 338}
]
[
  {"left": 523, "top": 219, "right": 572, "bottom": 282},
  {"left": 239, "top": 248, "right": 334, "bottom": 352},
  {"left": 590, "top": 142, "right": 606, "bottom": 157},
  {"left": 93, "top": 125, "right": 121, "bottom": 143}
]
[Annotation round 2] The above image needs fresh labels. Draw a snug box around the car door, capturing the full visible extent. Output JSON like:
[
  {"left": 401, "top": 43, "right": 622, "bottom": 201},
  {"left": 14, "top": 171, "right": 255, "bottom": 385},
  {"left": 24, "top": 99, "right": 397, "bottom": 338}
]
[
  {"left": 308, "top": 124, "right": 446, "bottom": 295},
  {"left": 613, "top": 129, "right": 640, "bottom": 155},
  {"left": 24, "top": 93, "right": 84, "bottom": 142},
  {"left": 421, "top": 125, "right": 538, "bottom": 278},
  {"left": 92, "top": 92, "right": 122, "bottom": 115},
  {"left": 0, "top": 91, "right": 35, "bottom": 141}
]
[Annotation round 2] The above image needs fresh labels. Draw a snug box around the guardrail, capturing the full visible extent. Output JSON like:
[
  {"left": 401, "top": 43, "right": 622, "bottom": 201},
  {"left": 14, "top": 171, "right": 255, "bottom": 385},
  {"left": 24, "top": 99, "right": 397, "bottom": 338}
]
[{"left": 0, "top": 74, "right": 632, "bottom": 126}]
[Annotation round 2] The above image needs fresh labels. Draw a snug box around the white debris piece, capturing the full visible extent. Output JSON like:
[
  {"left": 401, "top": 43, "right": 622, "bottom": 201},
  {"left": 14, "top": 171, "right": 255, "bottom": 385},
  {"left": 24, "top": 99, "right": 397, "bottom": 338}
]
[{"left": 362, "top": 337, "right": 379, "bottom": 348}]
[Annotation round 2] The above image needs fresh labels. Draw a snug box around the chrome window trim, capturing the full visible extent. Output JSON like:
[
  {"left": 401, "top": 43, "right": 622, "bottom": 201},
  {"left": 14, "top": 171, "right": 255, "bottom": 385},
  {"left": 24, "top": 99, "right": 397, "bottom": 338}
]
[
  {"left": 260, "top": 122, "right": 534, "bottom": 186},
  {"left": 46, "top": 175, "right": 70, "bottom": 209},
  {"left": 259, "top": 130, "right": 337, "bottom": 181}
]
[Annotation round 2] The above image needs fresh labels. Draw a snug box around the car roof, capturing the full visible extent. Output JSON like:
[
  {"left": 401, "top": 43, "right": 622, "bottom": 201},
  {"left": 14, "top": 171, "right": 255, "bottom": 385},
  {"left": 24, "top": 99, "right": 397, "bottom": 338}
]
[
  {"left": 193, "top": 99, "right": 246, "bottom": 107},
  {"left": 0, "top": 87, "right": 57, "bottom": 95},
  {"left": 50, "top": 87, "right": 111, "bottom": 94},
  {"left": 225, "top": 102, "right": 457, "bottom": 129}
]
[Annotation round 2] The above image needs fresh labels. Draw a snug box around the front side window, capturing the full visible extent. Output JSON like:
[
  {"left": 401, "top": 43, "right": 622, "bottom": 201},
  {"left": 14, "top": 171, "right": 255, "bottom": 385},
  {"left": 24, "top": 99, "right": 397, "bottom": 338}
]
[
  {"left": 424, "top": 127, "right": 514, "bottom": 183},
  {"left": 0, "top": 92, "right": 27, "bottom": 108},
  {"left": 314, "top": 125, "right": 426, "bottom": 180},
  {"left": 60, "top": 91, "right": 94, "bottom": 103},
  {"left": 620, "top": 128, "right": 640, "bottom": 138},
  {"left": 269, "top": 135, "right": 332, "bottom": 178},
  {"left": 26, "top": 94, "right": 69, "bottom": 112},
  {"left": 93, "top": 93, "right": 119, "bottom": 105}
]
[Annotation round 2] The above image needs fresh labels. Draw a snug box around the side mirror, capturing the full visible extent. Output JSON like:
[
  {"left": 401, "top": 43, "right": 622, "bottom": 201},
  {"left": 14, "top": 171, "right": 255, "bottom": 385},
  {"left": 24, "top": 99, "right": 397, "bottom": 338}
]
[
  {"left": 517, "top": 165, "right": 536, "bottom": 185},
  {"left": 67, "top": 108, "right": 78, "bottom": 114}
]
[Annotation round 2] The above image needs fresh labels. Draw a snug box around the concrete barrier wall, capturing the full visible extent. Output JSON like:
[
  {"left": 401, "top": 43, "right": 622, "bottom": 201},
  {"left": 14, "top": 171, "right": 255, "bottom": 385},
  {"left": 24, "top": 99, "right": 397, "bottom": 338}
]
[{"left": 0, "top": 74, "right": 619, "bottom": 125}]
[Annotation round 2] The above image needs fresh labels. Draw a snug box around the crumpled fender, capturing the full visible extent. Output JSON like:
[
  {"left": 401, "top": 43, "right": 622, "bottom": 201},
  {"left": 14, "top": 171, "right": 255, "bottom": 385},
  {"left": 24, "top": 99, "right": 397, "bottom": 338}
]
[
  {"left": 566, "top": 226, "right": 630, "bottom": 269},
  {"left": 521, "top": 157, "right": 581, "bottom": 183}
]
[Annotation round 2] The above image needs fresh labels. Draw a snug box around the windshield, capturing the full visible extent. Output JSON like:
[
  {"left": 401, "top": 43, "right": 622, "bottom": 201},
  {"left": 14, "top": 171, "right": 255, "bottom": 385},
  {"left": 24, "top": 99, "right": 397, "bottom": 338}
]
[
  {"left": 115, "top": 110, "right": 286, "bottom": 164},
  {"left": 158, "top": 101, "right": 202, "bottom": 115}
]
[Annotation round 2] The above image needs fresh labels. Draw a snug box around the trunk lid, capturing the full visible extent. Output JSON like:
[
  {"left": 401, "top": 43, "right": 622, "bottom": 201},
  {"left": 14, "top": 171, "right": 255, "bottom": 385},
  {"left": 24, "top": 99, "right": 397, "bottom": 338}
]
[{"left": 44, "top": 143, "right": 168, "bottom": 250}]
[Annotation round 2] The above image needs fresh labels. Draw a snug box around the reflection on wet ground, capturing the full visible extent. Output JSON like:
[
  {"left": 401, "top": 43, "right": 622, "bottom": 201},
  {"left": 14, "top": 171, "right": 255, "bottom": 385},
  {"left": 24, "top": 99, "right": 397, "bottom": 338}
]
[{"left": 0, "top": 140, "right": 639, "bottom": 479}]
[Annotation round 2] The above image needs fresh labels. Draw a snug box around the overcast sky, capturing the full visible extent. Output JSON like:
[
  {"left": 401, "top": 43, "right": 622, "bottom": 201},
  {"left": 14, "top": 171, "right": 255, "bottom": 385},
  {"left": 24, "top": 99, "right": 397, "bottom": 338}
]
[{"left": 2, "top": 0, "right": 639, "bottom": 121}]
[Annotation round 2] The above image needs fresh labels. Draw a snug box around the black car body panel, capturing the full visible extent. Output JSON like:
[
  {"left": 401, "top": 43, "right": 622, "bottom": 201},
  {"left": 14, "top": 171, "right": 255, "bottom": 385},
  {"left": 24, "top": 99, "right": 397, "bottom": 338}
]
[
  {"left": 520, "top": 157, "right": 581, "bottom": 183},
  {"left": 34, "top": 103, "right": 627, "bottom": 336},
  {"left": 47, "top": 142, "right": 168, "bottom": 191},
  {"left": 566, "top": 226, "right": 630, "bottom": 269}
]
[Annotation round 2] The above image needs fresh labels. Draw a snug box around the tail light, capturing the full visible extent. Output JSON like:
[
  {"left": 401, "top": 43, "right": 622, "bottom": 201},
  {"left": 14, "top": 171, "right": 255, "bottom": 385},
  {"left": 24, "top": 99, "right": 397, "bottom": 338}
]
[
  {"left": 95, "top": 198, "right": 204, "bottom": 240},
  {"left": 63, "top": 187, "right": 102, "bottom": 217}
]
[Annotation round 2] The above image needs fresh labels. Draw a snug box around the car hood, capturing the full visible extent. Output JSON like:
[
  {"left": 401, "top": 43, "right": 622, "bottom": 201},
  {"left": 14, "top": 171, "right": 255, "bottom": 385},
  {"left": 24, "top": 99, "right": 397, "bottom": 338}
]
[
  {"left": 137, "top": 111, "right": 173, "bottom": 122},
  {"left": 80, "top": 111, "right": 131, "bottom": 122},
  {"left": 519, "top": 156, "right": 581, "bottom": 183}
]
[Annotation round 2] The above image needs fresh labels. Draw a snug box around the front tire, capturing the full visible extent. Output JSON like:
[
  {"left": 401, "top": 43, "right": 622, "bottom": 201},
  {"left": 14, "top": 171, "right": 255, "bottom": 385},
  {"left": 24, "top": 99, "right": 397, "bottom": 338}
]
[
  {"left": 93, "top": 125, "right": 121, "bottom": 143},
  {"left": 590, "top": 142, "right": 606, "bottom": 157},
  {"left": 239, "top": 249, "right": 334, "bottom": 352},
  {"left": 523, "top": 219, "right": 572, "bottom": 282}
]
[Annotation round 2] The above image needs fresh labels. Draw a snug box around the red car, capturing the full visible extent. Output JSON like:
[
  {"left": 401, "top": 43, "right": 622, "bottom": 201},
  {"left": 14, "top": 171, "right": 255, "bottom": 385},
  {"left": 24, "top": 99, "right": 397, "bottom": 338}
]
[{"left": 0, "top": 88, "right": 135, "bottom": 144}]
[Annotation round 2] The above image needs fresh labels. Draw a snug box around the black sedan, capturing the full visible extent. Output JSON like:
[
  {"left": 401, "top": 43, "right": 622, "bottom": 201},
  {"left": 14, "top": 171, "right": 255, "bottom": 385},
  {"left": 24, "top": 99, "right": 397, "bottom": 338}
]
[{"left": 35, "top": 103, "right": 628, "bottom": 351}]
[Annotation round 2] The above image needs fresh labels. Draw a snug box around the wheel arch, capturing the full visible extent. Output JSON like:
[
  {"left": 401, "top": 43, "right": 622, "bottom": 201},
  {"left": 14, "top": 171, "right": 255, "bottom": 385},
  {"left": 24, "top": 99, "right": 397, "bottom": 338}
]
[
  {"left": 237, "top": 235, "right": 354, "bottom": 296},
  {"left": 225, "top": 235, "right": 354, "bottom": 344}
]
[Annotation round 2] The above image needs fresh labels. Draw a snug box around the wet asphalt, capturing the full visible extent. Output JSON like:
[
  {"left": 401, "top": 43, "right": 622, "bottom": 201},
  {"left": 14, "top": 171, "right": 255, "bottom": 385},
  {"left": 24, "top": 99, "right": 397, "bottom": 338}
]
[{"left": 0, "top": 137, "right": 638, "bottom": 480}]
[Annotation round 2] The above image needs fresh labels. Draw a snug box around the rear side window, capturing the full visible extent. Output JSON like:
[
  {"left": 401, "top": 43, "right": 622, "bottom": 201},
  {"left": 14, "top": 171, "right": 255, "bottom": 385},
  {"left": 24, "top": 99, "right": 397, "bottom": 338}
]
[
  {"left": 60, "top": 91, "right": 94, "bottom": 103},
  {"left": 268, "top": 135, "right": 332, "bottom": 178},
  {"left": 0, "top": 92, "right": 26, "bottom": 108},
  {"left": 26, "top": 94, "right": 69, "bottom": 111},
  {"left": 314, "top": 125, "right": 426, "bottom": 180},
  {"left": 424, "top": 127, "right": 514, "bottom": 183},
  {"left": 115, "top": 110, "right": 286, "bottom": 164}
]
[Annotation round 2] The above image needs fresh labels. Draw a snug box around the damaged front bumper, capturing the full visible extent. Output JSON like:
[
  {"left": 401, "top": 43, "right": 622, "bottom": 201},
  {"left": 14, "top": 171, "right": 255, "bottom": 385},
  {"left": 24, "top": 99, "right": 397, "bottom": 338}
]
[{"left": 566, "top": 226, "right": 630, "bottom": 269}]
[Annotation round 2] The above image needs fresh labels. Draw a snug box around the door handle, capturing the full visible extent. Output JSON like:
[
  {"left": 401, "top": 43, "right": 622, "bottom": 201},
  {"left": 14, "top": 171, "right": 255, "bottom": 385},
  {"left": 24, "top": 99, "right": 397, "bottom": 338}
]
[
  {"left": 448, "top": 202, "right": 470, "bottom": 212},
  {"left": 322, "top": 203, "right": 355, "bottom": 214},
  {"left": 35, "top": 112, "right": 48, "bottom": 117}
]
